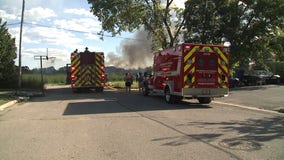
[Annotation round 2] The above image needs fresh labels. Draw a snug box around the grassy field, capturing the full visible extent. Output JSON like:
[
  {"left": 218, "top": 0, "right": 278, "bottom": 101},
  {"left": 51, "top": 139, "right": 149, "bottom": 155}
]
[
  {"left": 0, "top": 74, "right": 66, "bottom": 105},
  {"left": 22, "top": 73, "right": 66, "bottom": 87},
  {"left": 108, "top": 81, "right": 138, "bottom": 89},
  {"left": 0, "top": 74, "right": 139, "bottom": 106}
]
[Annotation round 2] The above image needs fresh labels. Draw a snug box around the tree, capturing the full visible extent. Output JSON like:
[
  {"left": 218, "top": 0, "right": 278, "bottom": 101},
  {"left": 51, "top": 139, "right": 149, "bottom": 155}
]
[
  {"left": 87, "top": 0, "right": 185, "bottom": 49},
  {"left": 183, "top": 0, "right": 284, "bottom": 70},
  {"left": 0, "top": 19, "right": 17, "bottom": 88},
  {"left": 183, "top": 0, "right": 220, "bottom": 44}
]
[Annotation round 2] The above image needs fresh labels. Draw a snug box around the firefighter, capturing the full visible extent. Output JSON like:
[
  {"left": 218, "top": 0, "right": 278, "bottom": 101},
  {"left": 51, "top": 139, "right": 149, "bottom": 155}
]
[
  {"left": 137, "top": 72, "right": 144, "bottom": 92},
  {"left": 84, "top": 47, "right": 90, "bottom": 53},
  {"left": 124, "top": 73, "right": 133, "bottom": 93}
]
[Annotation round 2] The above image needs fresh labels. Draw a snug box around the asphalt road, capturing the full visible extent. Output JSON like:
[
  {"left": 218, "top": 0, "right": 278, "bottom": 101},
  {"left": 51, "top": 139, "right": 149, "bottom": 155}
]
[
  {"left": 0, "top": 86, "right": 283, "bottom": 160},
  {"left": 217, "top": 85, "right": 284, "bottom": 112}
]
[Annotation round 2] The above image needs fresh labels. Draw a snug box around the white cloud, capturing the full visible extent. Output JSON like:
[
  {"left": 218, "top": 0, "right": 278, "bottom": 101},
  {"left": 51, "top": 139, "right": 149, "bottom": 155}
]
[
  {"left": 0, "top": 9, "right": 18, "bottom": 21},
  {"left": 2, "top": 1, "right": 129, "bottom": 69},
  {"left": 85, "top": 32, "right": 100, "bottom": 40},
  {"left": 64, "top": 8, "right": 93, "bottom": 17},
  {"left": 54, "top": 18, "right": 101, "bottom": 33},
  {"left": 22, "top": 47, "right": 71, "bottom": 69},
  {"left": 75, "top": 45, "right": 102, "bottom": 52},
  {"left": 25, "top": 7, "right": 57, "bottom": 21},
  {"left": 24, "top": 48, "right": 47, "bottom": 57},
  {"left": 23, "top": 26, "right": 83, "bottom": 48}
]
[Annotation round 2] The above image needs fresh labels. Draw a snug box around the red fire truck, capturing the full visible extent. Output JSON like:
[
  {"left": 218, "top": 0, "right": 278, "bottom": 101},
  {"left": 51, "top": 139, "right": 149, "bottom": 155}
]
[
  {"left": 69, "top": 48, "right": 105, "bottom": 92},
  {"left": 143, "top": 43, "right": 229, "bottom": 104}
]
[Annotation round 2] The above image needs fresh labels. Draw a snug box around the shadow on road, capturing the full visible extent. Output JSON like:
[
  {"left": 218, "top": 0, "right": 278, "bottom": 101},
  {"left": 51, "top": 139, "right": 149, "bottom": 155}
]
[
  {"left": 153, "top": 116, "right": 284, "bottom": 151},
  {"left": 26, "top": 86, "right": 213, "bottom": 115},
  {"left": 62, "top": 94, "right": 212, "bottom": 115}
]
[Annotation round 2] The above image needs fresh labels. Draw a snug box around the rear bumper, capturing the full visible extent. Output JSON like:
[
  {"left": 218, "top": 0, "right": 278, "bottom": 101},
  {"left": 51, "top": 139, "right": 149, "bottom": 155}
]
[
  {"left": 71, "top": 85, "right": 104, "bottom": 89},
  {"left": 182, "top": 88, "right": 228, "bottom": 98}
]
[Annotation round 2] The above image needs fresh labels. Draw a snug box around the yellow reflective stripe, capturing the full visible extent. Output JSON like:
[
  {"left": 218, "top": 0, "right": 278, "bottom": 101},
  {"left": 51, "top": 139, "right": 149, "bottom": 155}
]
[
  {"left": 184, "top": 64, "right": 190, "bottom": 73},
  {"left": 218, "top": 59, "right": 228, "bottom": 74},
  {"left": 184, "top": 75, "right": 188, "bottom": 84},
  {"left": 184, "top": 46, "right": 199, "bottom": 62},
  {"left": 201, "top": 46, "right": 213, "bottom": 52},
  {"left": 214, "top": 47, "right": 228, "bottom": 64}
]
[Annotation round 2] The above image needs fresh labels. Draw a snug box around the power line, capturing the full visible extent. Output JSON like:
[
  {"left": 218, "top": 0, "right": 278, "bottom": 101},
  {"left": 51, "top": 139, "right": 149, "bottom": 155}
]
[
  {"left": 6, "top": 22, "right": 21, "bottom": 26},
  {"left": 22, "top": 21, "right": 142, "bottom": 41}
]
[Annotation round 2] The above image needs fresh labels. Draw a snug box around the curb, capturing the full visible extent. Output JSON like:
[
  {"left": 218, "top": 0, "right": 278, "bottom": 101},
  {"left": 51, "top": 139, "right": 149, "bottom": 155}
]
[
  {"left": 213, "top": 101, "right": 284, "bottom": 115},
  {"left": 0, "top": 100, "right": 18, "bottom": 111}
]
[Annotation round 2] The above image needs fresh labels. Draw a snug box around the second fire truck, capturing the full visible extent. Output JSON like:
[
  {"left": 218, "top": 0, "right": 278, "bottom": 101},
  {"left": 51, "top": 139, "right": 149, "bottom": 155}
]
[
  {"left": 69, "top": 47, "right": 105, "bottom": 92},
  {"left": 143, "top": 43, "right": 230, "bottom": 104}
]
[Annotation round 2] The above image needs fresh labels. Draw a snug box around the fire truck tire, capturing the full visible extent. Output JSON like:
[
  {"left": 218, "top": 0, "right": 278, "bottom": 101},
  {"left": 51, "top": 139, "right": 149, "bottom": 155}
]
[
  {"left": 165, "top": 88, "right": 175, "bottom": 104},
  {"left": 197, "top": 97, "right": 212, "bottom": 104}
]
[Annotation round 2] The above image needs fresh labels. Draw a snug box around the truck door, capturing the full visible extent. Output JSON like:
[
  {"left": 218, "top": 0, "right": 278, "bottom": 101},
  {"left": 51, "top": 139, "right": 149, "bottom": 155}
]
[
  {"left": 80, "top": 53, "right": 96, "bottom": 86},
  {"left": 195, "top": 52, "right": 218, "bottom": 88}
]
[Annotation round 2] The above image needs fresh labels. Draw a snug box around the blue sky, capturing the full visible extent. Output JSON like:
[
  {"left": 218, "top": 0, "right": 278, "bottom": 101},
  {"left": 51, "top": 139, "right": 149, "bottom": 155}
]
[
  {"left": 0, "top": 0, "right": 185, "bottom": 69},
  {"left": 0, "top": 0, "right": 137, "bottom": 69}
]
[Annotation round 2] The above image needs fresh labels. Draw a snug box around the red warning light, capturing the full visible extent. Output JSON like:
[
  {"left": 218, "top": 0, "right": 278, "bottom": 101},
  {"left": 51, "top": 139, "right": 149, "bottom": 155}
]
[{"left": 162, "top": 67, "right": 168, "bottom": 71}]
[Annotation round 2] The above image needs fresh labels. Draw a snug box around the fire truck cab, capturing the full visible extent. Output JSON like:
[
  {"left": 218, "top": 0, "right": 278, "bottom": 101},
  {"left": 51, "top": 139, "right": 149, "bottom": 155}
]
[{"left": 143, "top": 43, "right": 229, "bottom": 104}]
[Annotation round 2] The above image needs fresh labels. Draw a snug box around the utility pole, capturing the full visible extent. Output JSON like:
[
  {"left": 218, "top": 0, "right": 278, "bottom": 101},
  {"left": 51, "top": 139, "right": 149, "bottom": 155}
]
[
  {"left": 18, "top": 0, "right": 25, "bottom": 89},
  {"left": 34, "top": 48, "right": 49, "bottom": 95},
  {"left": 34, "top": 55, "right": 48, "bottom": 95}
]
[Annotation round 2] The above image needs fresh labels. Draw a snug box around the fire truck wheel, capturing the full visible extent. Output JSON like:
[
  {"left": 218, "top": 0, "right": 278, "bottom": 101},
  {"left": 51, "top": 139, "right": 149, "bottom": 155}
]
[
  {"left": 197, "top": 97, "right": 212, "bottom": 104},
  {"left": 165, "top": 88, "right": 174, "bottom": 104}
]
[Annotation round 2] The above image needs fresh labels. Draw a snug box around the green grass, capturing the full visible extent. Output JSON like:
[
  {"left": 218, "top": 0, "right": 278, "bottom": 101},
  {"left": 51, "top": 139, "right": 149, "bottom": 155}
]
[
  {"left": 1, "top": 74, "right": 139, "bottom": 105},
  {"left": 109, "top": 81, "right": 138, "bottom": 89},
  {"left": 22, "top": 74, "right": 139, "bottom": 88},
  {"left": 21, "top": 73, "right": 67, "bottom": 89},
  {"left": 23, "top": 73, "right": 66, "bottom": 85},
  {"left": 0, "top": 94, "right": 15, "bottom": 106}
]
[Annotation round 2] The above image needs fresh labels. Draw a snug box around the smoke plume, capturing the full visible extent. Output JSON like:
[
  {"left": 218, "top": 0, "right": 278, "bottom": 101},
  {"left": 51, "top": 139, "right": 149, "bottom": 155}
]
[{"left": 106, "top": 30, "right": 153, "bottom": 69}]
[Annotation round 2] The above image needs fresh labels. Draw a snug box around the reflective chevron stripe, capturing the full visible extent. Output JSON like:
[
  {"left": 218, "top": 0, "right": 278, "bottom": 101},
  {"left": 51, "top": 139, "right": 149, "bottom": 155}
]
[
  {"left": 95, "top": 53, "right": 104, "bottom": 86},
  {"left": 215, "top": 47, "right": 229, "bottom": 88},
  {"left": 71, "top": 51, "right": 105, "bottom": 89},
  {"left": 183, "top": 45, "right": 229, "bottom": 89},
  {"left": 183, "top": 46, "right": 199, "bottom": 88}
]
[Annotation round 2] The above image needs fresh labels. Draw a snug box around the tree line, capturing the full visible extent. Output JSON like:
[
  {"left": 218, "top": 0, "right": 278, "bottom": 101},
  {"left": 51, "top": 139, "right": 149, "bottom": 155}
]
[
  {"left": 88, "top": 0, "right": 284, "bottom": 72},
  {"left": 1, "top": 0, "right": 284, "bottom": 88}
]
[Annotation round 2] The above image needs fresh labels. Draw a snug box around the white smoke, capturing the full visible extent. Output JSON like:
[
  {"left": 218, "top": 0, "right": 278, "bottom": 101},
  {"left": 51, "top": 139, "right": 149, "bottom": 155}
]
[{"left": 106, "top": 30, "right": 153, "bottom": 69}]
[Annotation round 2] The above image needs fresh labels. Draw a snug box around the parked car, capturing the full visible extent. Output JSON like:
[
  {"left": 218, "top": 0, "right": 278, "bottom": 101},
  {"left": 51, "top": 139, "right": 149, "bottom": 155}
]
[
  {"left": 241, "top": 75, "right": 265, "bottom": 86},
  {"left": 240, "top": 70, "right": 281, "bottom": 86},
  {"left": 229, "top": 77, "right": 240, "bottom": 88},
  {"left": 254, "top": 70, "right": 281, "bottom": 84}
]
